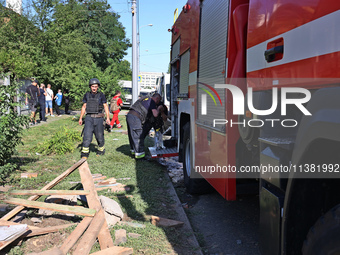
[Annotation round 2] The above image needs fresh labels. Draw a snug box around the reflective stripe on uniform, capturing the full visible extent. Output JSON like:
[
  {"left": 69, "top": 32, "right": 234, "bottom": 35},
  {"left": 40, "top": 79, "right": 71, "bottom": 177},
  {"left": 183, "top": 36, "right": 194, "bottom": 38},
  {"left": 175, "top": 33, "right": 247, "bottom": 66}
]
[
  {"left": 98, "top": 146, "right": 105, "bottom": 152},
  {"left": 82, "top": 147, "right": 90, "bottom": 153},
  {"left": 135, "top": 152, "right": 145, "bottom": 158}
]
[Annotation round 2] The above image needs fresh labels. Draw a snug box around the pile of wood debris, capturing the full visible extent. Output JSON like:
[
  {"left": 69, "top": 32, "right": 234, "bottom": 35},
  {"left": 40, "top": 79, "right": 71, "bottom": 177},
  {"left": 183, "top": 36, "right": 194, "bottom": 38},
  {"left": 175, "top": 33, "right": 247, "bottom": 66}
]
[{"left": 0, "top": 158, "right": 133, "bottom": 255}]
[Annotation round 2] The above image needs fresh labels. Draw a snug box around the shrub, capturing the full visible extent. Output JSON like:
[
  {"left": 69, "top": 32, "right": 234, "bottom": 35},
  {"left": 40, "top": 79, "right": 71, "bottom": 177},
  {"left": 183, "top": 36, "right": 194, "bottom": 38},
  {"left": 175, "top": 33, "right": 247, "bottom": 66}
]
[
  {"left": 0, "top": 77, "right": 29, "bottom": 180},
  {"left": 34, "top": 127, "right": 81, "bottom": 155}
]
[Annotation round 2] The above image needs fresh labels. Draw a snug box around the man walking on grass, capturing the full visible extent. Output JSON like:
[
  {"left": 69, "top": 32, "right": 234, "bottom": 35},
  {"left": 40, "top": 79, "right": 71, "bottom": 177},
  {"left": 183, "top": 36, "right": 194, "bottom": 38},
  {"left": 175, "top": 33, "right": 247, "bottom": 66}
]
[{"left": 79, "top": 78, "right": 111, "bottom": 159}]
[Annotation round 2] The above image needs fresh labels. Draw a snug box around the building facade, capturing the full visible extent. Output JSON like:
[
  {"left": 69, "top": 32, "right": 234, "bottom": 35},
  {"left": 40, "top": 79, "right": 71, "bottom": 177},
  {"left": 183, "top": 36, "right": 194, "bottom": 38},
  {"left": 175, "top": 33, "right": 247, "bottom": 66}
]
[{"left": 138, "top": 72, "right": 162, "bottom": 90}]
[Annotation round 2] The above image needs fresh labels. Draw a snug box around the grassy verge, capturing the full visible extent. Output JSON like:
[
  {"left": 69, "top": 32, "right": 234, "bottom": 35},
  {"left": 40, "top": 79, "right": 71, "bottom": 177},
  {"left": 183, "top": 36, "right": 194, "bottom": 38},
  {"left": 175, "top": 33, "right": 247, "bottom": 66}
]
[{"left": 1, "top": 113, "right": 196, "bottom": 254}]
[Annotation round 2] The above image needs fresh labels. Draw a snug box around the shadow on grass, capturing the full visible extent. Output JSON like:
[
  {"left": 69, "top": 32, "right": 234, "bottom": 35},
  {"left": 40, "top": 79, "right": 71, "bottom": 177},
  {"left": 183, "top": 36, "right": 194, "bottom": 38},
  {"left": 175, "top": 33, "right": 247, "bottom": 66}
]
[
  {"left": 0, "top": 157, "right": 40, "bottom": 186},
  {"left": 116, "top": 142, "right": 189, "bottom": 254},
  {"left": 9, "top": 156, "right": 39, "bottom": 167},
  {"left": 116, "top": 144, "right": 131, "bottom": 157}
]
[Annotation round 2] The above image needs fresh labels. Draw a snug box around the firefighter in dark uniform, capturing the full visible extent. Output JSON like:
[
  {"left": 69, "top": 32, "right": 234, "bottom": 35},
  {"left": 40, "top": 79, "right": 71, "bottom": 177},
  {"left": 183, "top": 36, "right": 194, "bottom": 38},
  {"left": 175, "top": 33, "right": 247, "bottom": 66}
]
[
  {"left": 126, "top": 93, "right": 163, "bottom": 159},
  {"left": 79, "top": 78, "right": 111, "bottom": 158}
]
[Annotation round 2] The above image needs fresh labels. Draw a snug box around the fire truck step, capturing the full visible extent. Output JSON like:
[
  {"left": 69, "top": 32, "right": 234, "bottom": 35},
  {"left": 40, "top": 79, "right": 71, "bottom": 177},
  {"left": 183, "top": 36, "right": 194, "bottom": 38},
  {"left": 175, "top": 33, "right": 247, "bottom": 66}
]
[{"left": 148, "top": 147, "right": 178, "bottom": 158}]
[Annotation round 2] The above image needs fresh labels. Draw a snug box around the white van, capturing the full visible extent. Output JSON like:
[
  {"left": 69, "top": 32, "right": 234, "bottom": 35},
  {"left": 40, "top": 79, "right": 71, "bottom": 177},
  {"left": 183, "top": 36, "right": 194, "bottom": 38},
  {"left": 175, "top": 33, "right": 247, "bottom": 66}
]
[
  {"left": 156, "top": 73, "right": 170, "bottom": 110},
  {"left": 120, "top": 80, "right": 132, "bottom": 109}
]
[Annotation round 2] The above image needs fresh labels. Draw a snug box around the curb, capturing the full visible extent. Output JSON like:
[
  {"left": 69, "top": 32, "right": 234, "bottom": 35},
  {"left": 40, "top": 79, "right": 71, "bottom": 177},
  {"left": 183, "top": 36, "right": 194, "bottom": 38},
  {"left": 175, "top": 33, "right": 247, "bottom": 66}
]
[{"left": 163, "top": 171, "right": 203, "bottom": 255}]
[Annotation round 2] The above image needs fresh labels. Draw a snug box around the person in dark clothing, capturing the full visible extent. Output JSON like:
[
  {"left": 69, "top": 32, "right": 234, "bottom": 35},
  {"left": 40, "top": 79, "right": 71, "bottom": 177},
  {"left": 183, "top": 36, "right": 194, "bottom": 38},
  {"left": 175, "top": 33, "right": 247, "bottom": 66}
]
[
  {"left": 25, "top": 79, "right": 40, "bottom": 125},
  {"left": 140, "top": 101, "right": 168, "bottom": 149},
  {"left": 63, "top": 89, "right": 70, "bottom": 114},
  {"left": 38, "top": 83, "right": 47, "bottom": 122},
  {"left": 141, "top": 101, "right": 168, "bottom": 136},
  {"left": 126, "top": 93, "right": 163, "bottom": 159},
  {"left": 79, "top": 78, "right": 111, "bottom": 158}
]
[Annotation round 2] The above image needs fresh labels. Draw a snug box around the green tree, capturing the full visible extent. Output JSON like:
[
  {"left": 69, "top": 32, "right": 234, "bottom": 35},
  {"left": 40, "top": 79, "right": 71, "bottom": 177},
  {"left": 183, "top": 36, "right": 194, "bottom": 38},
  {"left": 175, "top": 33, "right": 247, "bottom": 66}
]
[
  {"left": 0, "top": 6, "right": 40, "bottom": 78},
  {"left": 79, "top": 0, "right": 131, "bottom": 71}
]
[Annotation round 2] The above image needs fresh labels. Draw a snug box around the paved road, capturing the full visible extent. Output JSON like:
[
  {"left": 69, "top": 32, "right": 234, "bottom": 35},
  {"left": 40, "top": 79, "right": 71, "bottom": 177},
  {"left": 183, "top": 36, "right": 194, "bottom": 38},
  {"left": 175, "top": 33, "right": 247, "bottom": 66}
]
[
  {"left": 159, "top": 157, "right": 261, "bottom": 255},
  {"left": 183, "top": 190, "right": 261, "bottom": 255}
]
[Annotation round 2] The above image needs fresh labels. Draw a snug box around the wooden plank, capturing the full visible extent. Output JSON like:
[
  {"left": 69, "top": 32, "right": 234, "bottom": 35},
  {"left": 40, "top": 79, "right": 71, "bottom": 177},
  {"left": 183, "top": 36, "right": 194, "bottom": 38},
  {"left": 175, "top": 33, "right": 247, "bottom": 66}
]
[
  {"left": 60, "top": 217, "right": 92, "bottom": 254},
  {"left": 10, "top": 190, "right": 90, "bottom": 196},
  {"left": 95, "top": 184, "right": 129, "bottom": 192},
  {"left": 78, "top": 162, "right": 114, "bottom": 249},
  {"left": 1, "top": 158, "right": 87, "bottom": 221},
  {"left": 25, "top": 223, "right": 76, "bottom": 237},
  {"left": 21, "top": 173, "right": 38, "bottom": 178},
  {"left": 150, "top": 215, "right": 184, "bottom": 228},
  {"left": 92, "top": 176, "right": 106, "bottom": 181},
  {"left": 73, "top": 210, "right": 105, "bottom": 255},
  {"left": 4, "top": 198, "right": 96, "bottom": 217},
  {"left": 0, "top": 219, "right": 39, "bottom": 229},
  {"left": 90, "top": 246, "right": 133, "bottom": 255},
  {"left": 96, "top": 177, "right": 116, "bottom": 186},
  {"left": 27, "top": 247, "right": 64, "bottom": 255}
]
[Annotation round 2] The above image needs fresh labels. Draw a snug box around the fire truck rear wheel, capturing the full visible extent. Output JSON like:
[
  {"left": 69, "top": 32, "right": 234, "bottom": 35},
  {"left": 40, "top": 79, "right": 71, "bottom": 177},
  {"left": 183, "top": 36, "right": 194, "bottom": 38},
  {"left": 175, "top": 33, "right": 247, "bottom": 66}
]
[
  {"left": 183, "top": 123, "right": 212, "bottom": 194},
  {"left": 302, "top": 204, "right": 340, "bottom": 255}
]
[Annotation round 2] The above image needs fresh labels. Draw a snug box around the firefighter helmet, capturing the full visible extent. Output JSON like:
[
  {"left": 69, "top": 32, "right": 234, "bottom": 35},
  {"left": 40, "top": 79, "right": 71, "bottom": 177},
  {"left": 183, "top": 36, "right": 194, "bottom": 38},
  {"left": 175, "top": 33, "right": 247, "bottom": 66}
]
[{"left": 89, "top": 78, "right": 100, "bottom": 87}]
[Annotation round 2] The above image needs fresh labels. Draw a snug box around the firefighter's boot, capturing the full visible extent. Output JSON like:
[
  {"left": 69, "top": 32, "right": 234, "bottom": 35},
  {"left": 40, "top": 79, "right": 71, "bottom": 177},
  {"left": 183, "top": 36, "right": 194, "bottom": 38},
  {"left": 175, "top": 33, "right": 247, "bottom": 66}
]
[{"left": 81, "top": 147, "right": 90, "bottom": 159}]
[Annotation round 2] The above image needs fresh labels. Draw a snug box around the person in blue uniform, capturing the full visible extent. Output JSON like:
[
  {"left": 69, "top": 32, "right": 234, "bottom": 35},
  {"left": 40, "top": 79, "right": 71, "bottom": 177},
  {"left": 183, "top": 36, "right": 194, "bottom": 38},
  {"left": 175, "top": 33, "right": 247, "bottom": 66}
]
[{"left": 79, "top": 78, "right": 110, "bottom": 158}]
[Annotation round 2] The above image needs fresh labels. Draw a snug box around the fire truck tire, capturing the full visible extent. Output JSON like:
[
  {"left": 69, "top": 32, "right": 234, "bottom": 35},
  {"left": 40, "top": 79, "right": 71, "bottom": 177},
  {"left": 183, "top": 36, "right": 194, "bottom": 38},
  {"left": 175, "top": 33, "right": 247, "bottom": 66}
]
[
  {"left": 302, "top": 204, "right": 340, "bottom": 255},
  {"left": 183, "top": 123, "right": 212, "bottom": 194}
]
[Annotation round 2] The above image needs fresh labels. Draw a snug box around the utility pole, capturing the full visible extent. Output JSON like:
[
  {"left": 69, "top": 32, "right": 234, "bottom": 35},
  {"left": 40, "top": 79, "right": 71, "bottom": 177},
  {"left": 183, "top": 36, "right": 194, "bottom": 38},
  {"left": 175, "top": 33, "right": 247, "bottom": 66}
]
[{"left": 131, "top": 0, "right": 138, "bottom": 104}]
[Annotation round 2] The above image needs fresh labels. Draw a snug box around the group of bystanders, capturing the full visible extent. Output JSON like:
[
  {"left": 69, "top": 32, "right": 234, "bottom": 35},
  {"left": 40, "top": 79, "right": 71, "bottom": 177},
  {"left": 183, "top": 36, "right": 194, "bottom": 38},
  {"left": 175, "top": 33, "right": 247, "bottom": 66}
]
[{"left": 25, "top": 79, "right": 70, "bottom": 125}]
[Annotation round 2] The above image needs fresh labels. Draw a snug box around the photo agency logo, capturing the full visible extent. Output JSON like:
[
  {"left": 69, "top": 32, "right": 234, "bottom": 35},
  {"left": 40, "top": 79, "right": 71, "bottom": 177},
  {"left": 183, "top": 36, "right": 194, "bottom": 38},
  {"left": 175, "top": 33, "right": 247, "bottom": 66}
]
[{"left": 199, "top": 82, "right": 312, "bottom": 128}]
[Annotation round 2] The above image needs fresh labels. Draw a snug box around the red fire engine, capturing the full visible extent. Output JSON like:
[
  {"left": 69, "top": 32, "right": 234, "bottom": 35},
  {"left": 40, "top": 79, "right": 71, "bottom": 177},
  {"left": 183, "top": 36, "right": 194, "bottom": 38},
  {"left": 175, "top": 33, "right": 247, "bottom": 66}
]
[{"left": 151, "top": 0, "right": 340, "bottom": 254}]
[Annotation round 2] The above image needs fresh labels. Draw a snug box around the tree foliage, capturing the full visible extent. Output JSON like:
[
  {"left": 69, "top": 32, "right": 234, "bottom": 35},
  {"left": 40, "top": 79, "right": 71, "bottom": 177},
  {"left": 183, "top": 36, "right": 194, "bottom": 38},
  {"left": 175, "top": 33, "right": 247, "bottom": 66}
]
[
  {"left": 0, "top": 0, "right": 132, "bottom": 104},
  {"left": 0, "top": 0, "right": 131, "bottom": 176}
]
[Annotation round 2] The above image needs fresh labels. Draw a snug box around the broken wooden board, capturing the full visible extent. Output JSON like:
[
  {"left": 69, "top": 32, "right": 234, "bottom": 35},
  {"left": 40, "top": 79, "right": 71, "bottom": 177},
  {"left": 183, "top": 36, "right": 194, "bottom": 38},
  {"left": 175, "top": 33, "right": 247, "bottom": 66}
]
[
  {"left": 1, "top": 158, "right": 87, "bottom": 221},
  {"left": 24, "top": 223, "right": 76, "bottom": 238},
  {"left": 73, "top": 210, "right": 105, "bottom": 255},
  {"left": 150, "top": 215, "right": 184, "bottom": 228},
  {"left": 21, "top": 173, "right": 38, "bottom": 178},
  {"left": 0, "top": 219, "right": 39, "bottom": 229},
  {"left": 4, "top": 198, "right": 96, "bottom": 217},
  {"left": 10, "top": 190, "right": 90, "bottom": 196},
  {"left": 27, "top": 247, "right": 64, "bottom": 255},
  {"left": 96, "top": 177, "right": 117, "bottom": 186},
  {"left": 92, "top": 176, "right": 107, "bottom": 181},
  {"left": 60, "top": 217, "right": 92, "bottom": 254},
  {"left": 78, "top": 161, "right": 114, "bottom": 249},
  {"left": 89, "top": 246, "right": 133, "bottom": 255},
  {"left": 96, "top": 183, "right": 129, "bottom": 192}
]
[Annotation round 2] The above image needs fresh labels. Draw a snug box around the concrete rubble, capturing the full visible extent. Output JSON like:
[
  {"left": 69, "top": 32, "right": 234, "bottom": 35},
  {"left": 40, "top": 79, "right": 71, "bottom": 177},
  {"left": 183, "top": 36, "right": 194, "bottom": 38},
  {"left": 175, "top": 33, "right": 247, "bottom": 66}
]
[
  {"left": 159, "top": 157, "right": 184, "bottom": 184},
  {"left": 99, "top": 195, "right": 124, "bottom": 227}
]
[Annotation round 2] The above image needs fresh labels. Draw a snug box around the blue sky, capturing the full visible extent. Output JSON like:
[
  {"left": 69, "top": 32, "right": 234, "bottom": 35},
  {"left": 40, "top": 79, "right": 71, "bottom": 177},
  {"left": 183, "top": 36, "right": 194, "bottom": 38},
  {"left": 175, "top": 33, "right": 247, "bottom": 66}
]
[{"left": 108, "top": 0, "right": 188, "bottom": 73}]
